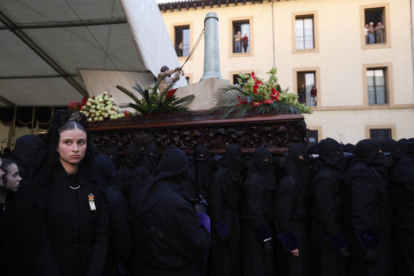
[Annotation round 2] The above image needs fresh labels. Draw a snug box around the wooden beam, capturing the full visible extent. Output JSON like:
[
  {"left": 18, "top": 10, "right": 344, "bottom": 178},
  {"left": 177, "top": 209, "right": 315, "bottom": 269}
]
[
  {"left": 194, "top": 2, "right": 197, "bottom": 9},
  {"left": 235, "top": 0, "right": 238, "bottom": 5},
  {"left": 202, "top": 1, "right": 205, "bottom": 8},
  {"left": 218, "top": 0, "right": 221, "bottom": 7},
  {"left": 162, "top": 5, "right": 166, "bottom": 12},
  {"left": 210, "top": 1, "right": 214, "bottom": 8},
  {"left": 178, "top": 4, "right": 181, "bottom": 11},
  {"left": 170, "top": 5, "right": 174, "bottom": 12},
  {"left": 243, "top": 0, "right": 246, "bottom": 4},
  {"left": 226, "top": 0, "right": 229, "bottom": 6},
  {"left": 186, "top": 3, "right": 189, "bottom": 10}
]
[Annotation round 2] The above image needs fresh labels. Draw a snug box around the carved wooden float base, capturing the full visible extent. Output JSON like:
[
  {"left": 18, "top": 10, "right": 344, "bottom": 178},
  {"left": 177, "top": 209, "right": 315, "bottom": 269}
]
[{"left": 89, "top": 109, "right": 307, "bottom": 155}]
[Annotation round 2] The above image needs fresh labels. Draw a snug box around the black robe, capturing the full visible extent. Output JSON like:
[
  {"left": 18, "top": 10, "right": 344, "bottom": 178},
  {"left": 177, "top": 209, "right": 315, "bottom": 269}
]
[
  {"left": 275, "top": 143, "right": 311, "bottom": 276},
  {"left": 242, "top": 165, "right": 275, "bottom": 275},
  {"left": 34, "top": 163, "right": 109, "bottom": 276},
  {"left": 390, "top": 156, "right": 414, "bottom": 276},
  {"left": 345, "top": 161, "right": 393, "bottom": 276},
  {"left": 210, "top": 166, "right": 241, "bottom": 276},
  {"left": 96, "top": 154, "right": 132, "bottom": 276},
  {"left": 132, "top": 146, "right": 210, "bottom": 276},
  {"left": 310, "top": 138, "right": 349, "bottom": 276}
]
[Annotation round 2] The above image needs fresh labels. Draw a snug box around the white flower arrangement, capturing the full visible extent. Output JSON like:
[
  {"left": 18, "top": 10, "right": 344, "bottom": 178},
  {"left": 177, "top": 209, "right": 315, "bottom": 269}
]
[{"left": 80, "top": 91, "right": 125, "bottom": 123}]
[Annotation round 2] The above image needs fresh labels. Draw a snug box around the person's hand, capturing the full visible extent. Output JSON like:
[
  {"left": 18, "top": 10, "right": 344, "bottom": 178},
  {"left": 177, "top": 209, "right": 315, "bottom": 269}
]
[
  {"left": 175, "top": 67, "right": 181, "bottom": 72},
  {"left": 290, "top": 249, "right": 299, "bottom": 257}
]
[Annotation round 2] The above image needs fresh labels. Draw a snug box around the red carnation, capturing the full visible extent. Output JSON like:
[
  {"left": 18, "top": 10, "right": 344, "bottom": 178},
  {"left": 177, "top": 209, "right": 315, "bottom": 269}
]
[
  {"left": 82, "top": 97, "right": 87, "bottom": 107},
  {"left": 166, "top": 88, "right": 178, "bottom": 99},
  {"left": 253, "top": 84, "right": 259, "bottom": 94},
  {"left": 264, "top": 99, "right": 273, "bottom": 104},
  {"left": 251, "top": 72, "right": 257, "bottom": 81},
  {"left": 255, "top": 80, "right": 263, "bottom": 86},
  {"left": 124, "top": 111, "right": 130, "bottom": 117},
  {"left": 270, "top": 88, "right": 281, "bottom": 101}
]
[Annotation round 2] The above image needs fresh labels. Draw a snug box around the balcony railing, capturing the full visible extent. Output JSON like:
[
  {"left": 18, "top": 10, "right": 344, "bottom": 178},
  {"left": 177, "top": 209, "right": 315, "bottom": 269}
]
[
  {"left": 298, "top": 91, "right": 317, "bottom": 107},
  {"left": 368, "top": 85, "right": 387, "bottom": 105},
  {"left": 295, "top": 35, "right": 314, "bottom": 50},
  {"left": 175, "top": 44, "right": 190, "bottom": 57}
]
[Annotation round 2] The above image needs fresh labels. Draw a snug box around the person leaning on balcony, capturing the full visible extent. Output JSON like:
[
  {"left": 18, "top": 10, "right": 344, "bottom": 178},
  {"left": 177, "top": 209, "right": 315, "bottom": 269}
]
[
  {"left": 364, "top": 24, "right": 369, "bottom": 44},
  {"left": 368, "top": 22, "right": 375, "bottom": 44},
  {"left": 375, "top": 22, "right": 385, "bottom": 44},
  {"left": 234, "top": 31, "right": 242, "bottom": 53},
  {"left": 242, "top": 34, "right": 249, "bottom": 53},
  {"left": 310, "top": 86, "right": 317, "bottom": 106}
]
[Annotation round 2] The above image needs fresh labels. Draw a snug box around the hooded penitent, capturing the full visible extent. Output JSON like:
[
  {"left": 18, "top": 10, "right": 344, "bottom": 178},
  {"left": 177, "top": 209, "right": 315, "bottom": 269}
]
[
  {"left": 285, "top": 143, "right": 311, "bottom": 195},
  {"left": 12, "top": 135, "right": 41, "bottom": 177},
  {"left": 192, "top": 144, "right": 213, "bottom": 204},
  {"left": 355, "top": 139, "right": 385, "bottom": 167},
  {"left": 318, "top": 138, "right": 347, "bottom": 180},
  {"left": 131, "top": 147, "right": 210, "bottom": 275},
  {"left": 275, "top": 143, "right": 311, "bottom": 275},
  {"left": 104, "top": 147, "right": 120, "bottom": 169},
  {"left": 141, "top": 142, "right": 159, "bottom": 176},
  {"left": 343, "top": 143, "right": 355, "bottom": 157},
  {"left": 125, "top": 146, "right": 141, "bottom": 168},
  {"left": 137, "top": 146, "right": 189, "bottom": 214},
  {"left": 222, "top": 144, "right": 243, "bottom": 182},
  {"left": 249, "top": 146, "right": 276, "bottom": 191}
]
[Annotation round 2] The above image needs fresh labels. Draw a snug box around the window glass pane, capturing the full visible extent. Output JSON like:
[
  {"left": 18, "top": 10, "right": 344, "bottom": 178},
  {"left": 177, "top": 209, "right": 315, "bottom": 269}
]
[
  {"left": 295, "top": 19, "right": 304, "bottom": 50},
  {"left": 182, "top": 28, "right": 190, "bottom": 56}
]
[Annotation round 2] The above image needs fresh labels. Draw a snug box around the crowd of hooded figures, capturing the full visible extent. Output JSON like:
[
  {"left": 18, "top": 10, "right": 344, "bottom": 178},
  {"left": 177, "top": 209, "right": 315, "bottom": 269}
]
[{"left": 0, "top": 110, "right": 413, "bottom": 276}]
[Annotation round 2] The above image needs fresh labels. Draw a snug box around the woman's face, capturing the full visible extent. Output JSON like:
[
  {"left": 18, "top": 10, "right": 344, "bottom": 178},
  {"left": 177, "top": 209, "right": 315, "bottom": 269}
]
[
  {"left": 4, "top": 163, "right": 22, "bottom": 192},
  {"left": 57, "top": 128, "right": 87, "bottom": 167}
]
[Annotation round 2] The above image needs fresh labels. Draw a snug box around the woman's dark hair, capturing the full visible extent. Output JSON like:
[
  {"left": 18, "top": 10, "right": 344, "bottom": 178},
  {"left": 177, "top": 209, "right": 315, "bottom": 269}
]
[{"left": 1, "top": 158, "right": 19, "bottom": 186}]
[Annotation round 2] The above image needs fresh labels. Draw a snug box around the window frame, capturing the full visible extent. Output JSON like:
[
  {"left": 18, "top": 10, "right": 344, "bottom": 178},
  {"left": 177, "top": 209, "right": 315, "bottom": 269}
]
[
  {"left": 291, "top": 11, "right": 319, "bottom": 54},
  {"left": 229, "top": 16, "right": 254, "bottom": 58},
  {"left": 229, "top": 70, "right": 252, "bottom": 85},
  {"left": 360, "top": 3, "right": 391, "bottom": 50},
  {"left": 293, "top": 67, "right": 321, "bottom": 109},
  {"left": 362, "top": 63, "right": 394, "bottom": 106},
  {"left": 307, "top": 126, "right": 322, "bottom": 147},
  {"left": 184, "top": 73, "right": 193, "bottom": 85},
  {"left": 171, "top": 21, "right": 194, "bottom": 61},
  {"left": 365, "top": 125, "right": 396, "bottom": 140}
]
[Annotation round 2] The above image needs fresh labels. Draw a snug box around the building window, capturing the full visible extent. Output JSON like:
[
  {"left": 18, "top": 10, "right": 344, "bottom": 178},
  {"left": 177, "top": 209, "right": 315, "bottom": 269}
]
[
  {"left": 295, "top": 16, "right": 314, "bottom": 50},
  {"left": 232, "top": 73, "right": 250, "bottom": 86},
  {"left": 364, "top": 7, "right": 386, "bottom": 45},
  {"left": 297, "top": 71, "right": 317, "bottom": 106},
  {"left": 367, "top": 68, "right": 387, "bottom": 105},
  {"left": 307, "top": 129, "right": 319, "bottom": 147},
  {"left": 233, "top": 20, "right": 250, "bottom": 54},
  {"left": 174, "top": 25, "right": 190, "bottom": 57},
  {"left": 370, "top": 128, "right": 392, "bottom": 141}
]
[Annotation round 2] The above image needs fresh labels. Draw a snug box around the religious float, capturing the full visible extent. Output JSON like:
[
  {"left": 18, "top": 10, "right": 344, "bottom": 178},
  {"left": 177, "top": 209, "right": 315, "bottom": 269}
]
[{"left": 86, "top": 12, "right": 311, "bottom": 155}]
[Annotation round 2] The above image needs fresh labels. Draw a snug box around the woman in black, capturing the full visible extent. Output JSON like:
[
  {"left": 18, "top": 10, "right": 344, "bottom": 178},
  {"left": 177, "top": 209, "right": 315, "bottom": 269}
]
[
  {"left": 23, "top": 110, "right": 108, "bottom": 276},
  {"left": 310, "top": 138, "right": 349, "bottom": 276},
  {"left": 242, "top": 146, "right": 276, "bottom": 276},
  {"left": 275, "top": 143, "right": 311, "bottom": 276},
  {"left": 0, "top": 158, "right": 20, "bottom": 275},
  {"left": 345, "top": 139, "right": 393, "bottom": 276}
]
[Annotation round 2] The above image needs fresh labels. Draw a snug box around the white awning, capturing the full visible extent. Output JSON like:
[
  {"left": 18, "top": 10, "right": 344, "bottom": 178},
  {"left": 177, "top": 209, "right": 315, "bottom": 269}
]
[{"left": 0, "top": 0, "right": 186, "bottom": 107}]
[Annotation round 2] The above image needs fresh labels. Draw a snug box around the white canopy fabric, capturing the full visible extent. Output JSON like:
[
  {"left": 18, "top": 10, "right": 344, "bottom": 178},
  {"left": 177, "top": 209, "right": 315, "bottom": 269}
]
[{"left": 0, "top": 0, "right": 186, "bottom": 107}]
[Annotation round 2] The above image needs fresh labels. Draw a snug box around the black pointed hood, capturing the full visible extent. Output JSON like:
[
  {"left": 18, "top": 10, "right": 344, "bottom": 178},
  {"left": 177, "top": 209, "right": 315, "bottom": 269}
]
[
  {"left": 249, "top": 146, "right": 276, "bottom": 191},
  {"left": 194, "top": 144, "right": 212, "bottom": 189},
  {"left": 284, "top": 143, "right": 311, "bottom": 195},
  {"left": 318, "top": 138, "right": 347, "bottom": 180},
  {"left": 137, "top": 146, "right": 189, "bottom": 214},
  {"left": 105, "top": 147, "right": 119, "bottom": 168},
  {"left": 125, "top": 145, "right": 141, "bottom": 168},
  {"left": 222, "top": 144, "right": 243, "bottom": 182},
  {"left": 141, "top": 142, "right": 159, "bottom": 175},
  {"left": 12, "top": 135, "right": 41, "bottom": 175},
  {"left": 355, "top": 139, "right": 385, "bottom": 167}
]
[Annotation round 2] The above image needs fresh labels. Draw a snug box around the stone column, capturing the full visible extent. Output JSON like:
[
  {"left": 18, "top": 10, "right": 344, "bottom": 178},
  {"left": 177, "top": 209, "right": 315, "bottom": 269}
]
[{"left": 200, "top": 12, "right": 223, "bottom": 81}]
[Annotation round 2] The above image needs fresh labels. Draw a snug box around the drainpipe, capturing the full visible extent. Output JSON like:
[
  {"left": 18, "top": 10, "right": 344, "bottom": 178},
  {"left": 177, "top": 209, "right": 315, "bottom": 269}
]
[
  {"left": 271, "top": 0, "right": 276, "bottom": 67},
  {"left": 411, "top": 0, "right": 414, "bottom": 93}
]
